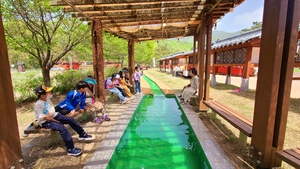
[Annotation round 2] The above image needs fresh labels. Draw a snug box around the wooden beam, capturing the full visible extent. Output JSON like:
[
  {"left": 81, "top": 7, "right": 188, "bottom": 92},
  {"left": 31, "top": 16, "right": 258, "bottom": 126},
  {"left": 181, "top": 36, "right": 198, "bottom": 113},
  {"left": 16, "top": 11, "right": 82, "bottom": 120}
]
[
  {"left": 51, "top": 0, "right": 208, "bottom": 6},
  {"left": 0, "top": 12, "right": 24, "bottom": 169},
  {"left": 250, "top": 0, "right": 299, "bottom": 167},
  {"left": 128, "top": 39, "right": 135, "bottom": 87},
  {"left": 242, "top": 45, "right": 253, "bottom": 78},
  {"left": 93, "top": 19, "right": 105, "bottom": 102},
  {"left": 273, "top": 0, "right": 300, "bottom": 165},
  {"left": 204, "top": 14, "right": 212, "bottom": 101},
  {"left": 63, "top": 4, "right": 199, "bottom": 13},
  {"left": 197, "top": 12, "right": 206, "bottom": 111},
  {"left": 193, "top": 35, "right": 197, "bottom": 67}
]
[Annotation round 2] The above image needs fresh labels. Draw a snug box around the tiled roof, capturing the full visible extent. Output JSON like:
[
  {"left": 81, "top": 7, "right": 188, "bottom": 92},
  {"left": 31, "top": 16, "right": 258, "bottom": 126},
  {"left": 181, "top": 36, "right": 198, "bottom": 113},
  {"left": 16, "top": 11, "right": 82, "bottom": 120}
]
[{"left": 212, "top": 28, "right": 262, "bottom": 49}]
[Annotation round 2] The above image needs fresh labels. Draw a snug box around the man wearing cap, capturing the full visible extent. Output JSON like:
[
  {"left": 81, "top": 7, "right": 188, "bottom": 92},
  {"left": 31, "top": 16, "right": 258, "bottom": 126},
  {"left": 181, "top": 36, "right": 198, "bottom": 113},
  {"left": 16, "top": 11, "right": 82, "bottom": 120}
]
[{"left": 34, "top": 85, "right": 93, "bottom": 156}]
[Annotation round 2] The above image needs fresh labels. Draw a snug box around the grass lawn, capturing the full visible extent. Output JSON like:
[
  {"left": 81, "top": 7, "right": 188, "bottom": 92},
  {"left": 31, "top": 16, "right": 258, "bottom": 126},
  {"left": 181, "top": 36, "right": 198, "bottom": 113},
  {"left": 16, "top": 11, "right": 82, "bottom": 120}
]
[
  {"left": 145, "top": 68, "right": 300, "bottom": 154},
  {"left": 294, "top": 67, "right": 300, "bottom": 73}
]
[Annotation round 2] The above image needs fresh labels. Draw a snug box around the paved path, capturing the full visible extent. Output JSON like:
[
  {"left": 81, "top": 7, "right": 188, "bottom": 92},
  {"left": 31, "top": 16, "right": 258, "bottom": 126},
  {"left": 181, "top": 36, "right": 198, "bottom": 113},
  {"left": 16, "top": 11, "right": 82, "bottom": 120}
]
[{"left": 215, "top": 75, "right": 300, "bottom": 98}]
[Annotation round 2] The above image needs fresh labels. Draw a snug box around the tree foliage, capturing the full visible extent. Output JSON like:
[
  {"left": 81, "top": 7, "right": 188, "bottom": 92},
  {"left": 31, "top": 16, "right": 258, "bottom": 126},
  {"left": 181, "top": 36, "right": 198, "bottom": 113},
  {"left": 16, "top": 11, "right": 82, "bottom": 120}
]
[
  {"left": 2, "top": 0, "right": 90, "bottom": 86},
  {"left": 241, "top": 21, "right": 262, "bottom": 32}
]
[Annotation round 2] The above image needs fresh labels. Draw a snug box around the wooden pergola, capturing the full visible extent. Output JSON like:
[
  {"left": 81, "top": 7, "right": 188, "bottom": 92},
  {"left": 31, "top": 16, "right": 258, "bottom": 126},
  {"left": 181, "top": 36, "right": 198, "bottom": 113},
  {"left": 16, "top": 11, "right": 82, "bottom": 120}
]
[
  {"left": 48, "top": 0, "right": 245, "bottom": 104},
  {"left": 1, "top": 0, "right": 300, "bottom": 168}
]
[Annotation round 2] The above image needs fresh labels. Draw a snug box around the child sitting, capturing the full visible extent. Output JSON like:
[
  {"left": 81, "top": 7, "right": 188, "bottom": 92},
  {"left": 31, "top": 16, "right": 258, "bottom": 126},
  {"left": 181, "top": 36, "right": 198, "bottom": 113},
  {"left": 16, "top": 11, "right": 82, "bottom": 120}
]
[
  {"left": 85, "top": 76, "right": 110, "bottom": 123},
  {"left": 55, "top": 81, "right": 89, "bottom": 117},
  {"left": 34, "top": 85, "right": 93, "bottom": 156}
]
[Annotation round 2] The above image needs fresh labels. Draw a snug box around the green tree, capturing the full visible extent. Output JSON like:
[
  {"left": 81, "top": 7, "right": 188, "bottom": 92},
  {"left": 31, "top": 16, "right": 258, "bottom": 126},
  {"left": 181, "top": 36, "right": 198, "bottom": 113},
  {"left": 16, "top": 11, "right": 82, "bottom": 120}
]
[
  {"left": 241, "top": 21, "right": 262, "bottom": 32},
  {"left": 2, "top": 0, "right": 90, "bottom": 86},
  {"left": 134, "top": 41, "right": 156, "bottom": 65}
]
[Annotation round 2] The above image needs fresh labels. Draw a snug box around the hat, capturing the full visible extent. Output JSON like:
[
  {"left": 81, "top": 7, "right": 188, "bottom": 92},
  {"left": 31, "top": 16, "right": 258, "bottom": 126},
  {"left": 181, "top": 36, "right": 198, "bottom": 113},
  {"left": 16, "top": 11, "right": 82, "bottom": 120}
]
[
  {"left": 121, "top": 68, "right": 129, "bottom": 73},
  {"left": 85, "top": 77, "right": 97, "bottom": 85},
  {"left": 42, "top": 85, "right": 53, "bottom": 92},
  {"left": 114, "top": 74, "right": 120, "bottom": 79},
  {"left": 34, "top": 85, "right": 46, "bottom": 96}
]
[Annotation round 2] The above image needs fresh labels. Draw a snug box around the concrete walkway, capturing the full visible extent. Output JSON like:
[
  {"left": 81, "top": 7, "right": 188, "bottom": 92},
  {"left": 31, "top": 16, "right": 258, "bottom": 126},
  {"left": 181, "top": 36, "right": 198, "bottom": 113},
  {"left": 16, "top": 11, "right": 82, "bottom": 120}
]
[{"left": 215, "top": 74, "right": 300, "bottom": 98}]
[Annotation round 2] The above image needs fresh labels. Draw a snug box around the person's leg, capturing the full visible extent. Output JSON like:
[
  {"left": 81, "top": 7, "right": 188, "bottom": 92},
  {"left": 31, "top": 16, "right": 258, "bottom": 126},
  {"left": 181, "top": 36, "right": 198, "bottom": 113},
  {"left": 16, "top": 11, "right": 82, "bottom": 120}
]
[
  {"left": 42, "top": 121, "right": 74, "bottom": 150},
  {"left": 123, "top": 86, "right": 133, "bottom": 97},
  {"left": 54, "top": 113, "right": 93, "bottom": 140},
  {"left": 138, "top": 82, "right": 141, "bottom": 93},
  {"left": 108, "top": 88, "right": 126, "bottom": 101},
  {"left": 55, "top": 106, "right": 70, "bottom": 116},
  {"left": 134, "top": 81, "right": 139, "bottom": 93},
  {"left": 117, "top": 87, "right": 126, "bottom": 97}
]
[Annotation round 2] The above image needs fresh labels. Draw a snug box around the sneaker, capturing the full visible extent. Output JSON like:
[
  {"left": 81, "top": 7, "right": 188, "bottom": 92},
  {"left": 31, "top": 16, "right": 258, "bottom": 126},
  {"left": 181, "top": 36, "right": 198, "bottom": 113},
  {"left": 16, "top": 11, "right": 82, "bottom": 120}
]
[
  {"left": 178, "top": 95, "right": 182, "bottom": 98},
  {"left": 79, "top": 132, "right": 93, "bottom": 141},
  {"left": 103, "top": 114, "right": 110, "bottom": 121},
  {"left": 93, "top": 117, "right": 103, "bottom": 124},
  {"left": 67, "top": 147, "right": 82, "bottom": 156},
  {"left": 121, "top": 99, "right": 129, "bottom": 104}
]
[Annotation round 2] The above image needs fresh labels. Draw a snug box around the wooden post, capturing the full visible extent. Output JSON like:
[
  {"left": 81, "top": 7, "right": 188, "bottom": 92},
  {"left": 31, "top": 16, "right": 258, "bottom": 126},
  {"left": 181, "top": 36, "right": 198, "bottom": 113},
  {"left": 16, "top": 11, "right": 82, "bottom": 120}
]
[
  {"left": 193, "top": 35, "right": 197, "bottom": 67},
  {"left": 92, "top": 20, "right": 105, "bottom": 103},
  {"left": 204, "top": 14, "right": 212, "bottom": 101},
  {"left": 128, "top": 39, "right": 135, "bottom": 86},
  {"left": 273, "top": 0, "right": 300, "bottom": 166},
  {"left": 0, "top": 12, "right": 24, "bottom": 168},
  {"left": 251, "top": 0, "right": 300, "bottom": 167},
  {"left": 197, "top": 13, "right": 206, "bottom": 111}
]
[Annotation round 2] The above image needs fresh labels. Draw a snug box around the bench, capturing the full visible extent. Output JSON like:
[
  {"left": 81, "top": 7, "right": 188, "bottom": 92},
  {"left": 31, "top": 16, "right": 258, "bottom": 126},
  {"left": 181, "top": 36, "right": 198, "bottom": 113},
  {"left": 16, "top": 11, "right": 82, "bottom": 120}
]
[
  {"left": 24, "top": 126, "right": 60, "bottom": 145},
  {"left": 203, "top": 100, "right": 253, "bottom": 146},
  {"left": 276, "top": 147, "right": 300, "bottom": 168}
]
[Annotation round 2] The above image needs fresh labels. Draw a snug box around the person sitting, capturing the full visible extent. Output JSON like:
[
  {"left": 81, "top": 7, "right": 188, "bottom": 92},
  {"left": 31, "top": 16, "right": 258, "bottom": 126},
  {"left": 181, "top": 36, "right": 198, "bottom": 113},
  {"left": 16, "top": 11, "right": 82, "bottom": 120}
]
[
  {"left": 119, "top": 70, "right": 135, "bottom": 99},
  {"left": 122, "top": 67, "right": 135, "bottom": 93},
  {"left": 34, "top": 85, "right": 93, "bottom": 156},
  {"left": 179, "top": 68, "right": 199, "bottom": 104},
  {"left": 85, "top": 76, "right": 110, "bottom": 123},
  {"left": 105, "top": 73, "right": 129, "bottom": 104},
  {"left": 55, "top": 81, "right": 89, "bottom": 117}
]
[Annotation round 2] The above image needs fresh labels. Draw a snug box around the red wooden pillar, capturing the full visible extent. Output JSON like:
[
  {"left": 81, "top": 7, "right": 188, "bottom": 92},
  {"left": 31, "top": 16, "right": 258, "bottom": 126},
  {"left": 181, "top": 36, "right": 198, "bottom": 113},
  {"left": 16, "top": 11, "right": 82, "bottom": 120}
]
[
  {"left": 92, "top": 20, "right": 105, "bottom": 103},
  {"left": 128, "top": 39, "right": 135, "bottom": 86},
  {"left": 0, "top": 12, "right": 24, "bottom": 169},
  {"left": 251, "top": 0, "right": 300, "bottom": 167},
  {"left": 197, "top": 13, "right": 207, "bottom": 111},
  {"left": 204, "top": 14, "right": 212, "bottom": 101}
]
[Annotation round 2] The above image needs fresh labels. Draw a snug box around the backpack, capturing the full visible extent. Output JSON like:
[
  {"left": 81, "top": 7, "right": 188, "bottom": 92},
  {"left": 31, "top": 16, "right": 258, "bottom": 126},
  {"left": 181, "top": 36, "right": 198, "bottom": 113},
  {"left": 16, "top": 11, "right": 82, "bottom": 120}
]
[{"left": 104, "top": 78, "right": 111, "bottom": 89}]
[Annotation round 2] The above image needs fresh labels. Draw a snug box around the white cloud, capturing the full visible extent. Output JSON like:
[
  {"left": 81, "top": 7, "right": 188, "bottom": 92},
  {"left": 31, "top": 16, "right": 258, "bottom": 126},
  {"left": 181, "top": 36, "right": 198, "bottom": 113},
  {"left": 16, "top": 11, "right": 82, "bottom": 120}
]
[{"left": 231, "top": 7, "right": 264, "bottom": 27}]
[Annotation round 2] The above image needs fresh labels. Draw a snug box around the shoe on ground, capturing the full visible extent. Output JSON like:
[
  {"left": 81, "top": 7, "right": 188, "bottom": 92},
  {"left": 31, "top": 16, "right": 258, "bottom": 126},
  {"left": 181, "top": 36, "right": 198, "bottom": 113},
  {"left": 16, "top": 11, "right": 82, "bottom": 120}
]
[
  {"left": 67, "top": 147, "right": 82, "bottom": 156},
  {"left": 103, "top": 114, "right": 111, "bottom": 121},
  {"left": 79, "top": 133, "right": 93, "bottom": 141},
  {"left": 121, "top": 99, "right": 129, "bottom": 104},
  {"left": 93, "top": 117, "right": 103, "bottom": 124}
]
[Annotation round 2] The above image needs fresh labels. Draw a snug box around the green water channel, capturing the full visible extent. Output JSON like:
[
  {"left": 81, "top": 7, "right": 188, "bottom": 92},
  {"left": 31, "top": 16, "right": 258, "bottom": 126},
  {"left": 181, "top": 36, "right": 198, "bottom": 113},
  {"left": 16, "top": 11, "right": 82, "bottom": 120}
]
[{"left": 107, "top": 76, "right": 211, "bottom": 169}]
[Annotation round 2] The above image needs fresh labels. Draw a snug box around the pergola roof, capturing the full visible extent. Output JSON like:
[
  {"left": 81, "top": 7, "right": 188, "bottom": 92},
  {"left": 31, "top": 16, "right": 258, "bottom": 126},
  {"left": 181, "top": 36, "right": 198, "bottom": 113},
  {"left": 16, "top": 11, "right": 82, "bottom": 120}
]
[{"left": 50, "top": 0, "right": 245, "bottom": 41}]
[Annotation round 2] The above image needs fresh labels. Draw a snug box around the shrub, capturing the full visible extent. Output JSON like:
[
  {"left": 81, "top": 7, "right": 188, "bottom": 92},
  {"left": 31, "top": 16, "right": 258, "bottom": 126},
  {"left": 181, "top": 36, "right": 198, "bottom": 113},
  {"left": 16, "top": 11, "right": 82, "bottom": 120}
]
[
  {"left": 13, "top": 72, "right": 44, "bottom": 104},
  {"left": 53, "top": 69, "right": 93, "bottom": 94}
]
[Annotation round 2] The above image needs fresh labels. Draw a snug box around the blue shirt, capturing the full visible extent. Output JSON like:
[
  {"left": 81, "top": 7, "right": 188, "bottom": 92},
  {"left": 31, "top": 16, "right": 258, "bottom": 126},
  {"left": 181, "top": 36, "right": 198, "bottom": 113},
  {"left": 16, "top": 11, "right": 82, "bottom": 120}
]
[{"left": 57, "top": 90, "right": 86, "bottom": 111}]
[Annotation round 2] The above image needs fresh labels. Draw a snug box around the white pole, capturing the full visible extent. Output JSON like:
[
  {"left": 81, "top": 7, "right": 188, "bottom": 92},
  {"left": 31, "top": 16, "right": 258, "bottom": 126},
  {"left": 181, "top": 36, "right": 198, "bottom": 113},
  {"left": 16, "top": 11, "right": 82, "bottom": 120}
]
[{"left": 152, "top": 58, "right": 156, "bottom": 68}]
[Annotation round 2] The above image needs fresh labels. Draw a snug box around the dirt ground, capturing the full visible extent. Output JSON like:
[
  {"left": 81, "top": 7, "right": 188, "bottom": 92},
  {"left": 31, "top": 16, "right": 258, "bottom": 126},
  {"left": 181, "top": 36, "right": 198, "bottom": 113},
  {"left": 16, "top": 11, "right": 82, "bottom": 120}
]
[{"left": 16, "top": 93, "right": 258, "bottom": 169}]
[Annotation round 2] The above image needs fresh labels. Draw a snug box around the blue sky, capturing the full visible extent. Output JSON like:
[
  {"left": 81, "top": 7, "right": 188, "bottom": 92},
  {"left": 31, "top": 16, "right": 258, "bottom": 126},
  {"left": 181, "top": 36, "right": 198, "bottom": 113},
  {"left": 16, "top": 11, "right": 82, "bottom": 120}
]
[{"left": 217, "top": 0, "right": 264, "bottom": 32}]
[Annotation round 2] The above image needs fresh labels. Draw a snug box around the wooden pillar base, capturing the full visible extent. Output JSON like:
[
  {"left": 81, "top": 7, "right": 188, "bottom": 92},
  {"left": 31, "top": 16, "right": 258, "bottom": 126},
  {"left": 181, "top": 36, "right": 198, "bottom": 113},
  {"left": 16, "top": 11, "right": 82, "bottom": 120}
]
[
  {"left": 225, "top": 75, "right": 231, "bottom": 85},
  {"left": 211, "top": 74, "right": 217, "bottom": 86},
  {"left": 240, "top": 78, "right": 249, "bottom": 92}
]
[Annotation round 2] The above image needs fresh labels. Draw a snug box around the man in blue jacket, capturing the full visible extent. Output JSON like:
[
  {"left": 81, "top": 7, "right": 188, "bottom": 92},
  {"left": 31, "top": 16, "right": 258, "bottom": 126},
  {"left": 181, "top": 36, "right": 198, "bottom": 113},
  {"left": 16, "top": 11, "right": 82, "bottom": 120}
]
[{"left": 55, "top": 81, "right": 89, "bottom": 117}]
